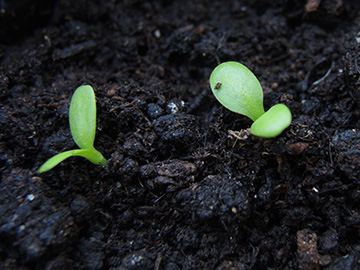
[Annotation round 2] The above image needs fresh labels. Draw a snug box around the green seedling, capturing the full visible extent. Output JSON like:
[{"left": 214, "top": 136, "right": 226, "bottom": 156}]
[
  {"left": 38, "top": 85, "right": 106, "bottom": 173},
  {"left": 210, "top": 61, "right": 291, "bottom": 138}
]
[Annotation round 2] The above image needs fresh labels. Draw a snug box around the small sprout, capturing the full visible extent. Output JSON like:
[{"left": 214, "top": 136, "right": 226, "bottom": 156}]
[
  {"left": 38, "top": 85, "right": 106, "bottom": 173},
  {"left": 210, "top": 61, "right": 291, "bottom": 138}
]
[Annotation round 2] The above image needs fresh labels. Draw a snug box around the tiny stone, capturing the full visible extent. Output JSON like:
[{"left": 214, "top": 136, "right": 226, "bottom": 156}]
[
  {"left": 154, "top": 29, "right": 161, "bottom": 38},
  {"left": 26, "top": 194, "right": 35, "bottom": 201},
  {"left": 271, "top": 82, "right": 279, "bottom": 89}
]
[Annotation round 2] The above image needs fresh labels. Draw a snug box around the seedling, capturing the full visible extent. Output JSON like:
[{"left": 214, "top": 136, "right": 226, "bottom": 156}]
[
  {"left": 210, "top": 61, "right": 291, "bottom": 138},
  {"left": 38, "top": 85, "right": 106, "bottom": 173}
]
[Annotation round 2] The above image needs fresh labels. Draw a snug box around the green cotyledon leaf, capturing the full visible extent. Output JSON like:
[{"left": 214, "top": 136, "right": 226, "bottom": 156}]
[
  {"left": 69, "top": 85, "right": 97, "bottom": 149},
  {"left": 250, "top": 104, "right": 292, "bottom": 138},
  {"left": 38, "top": 148, "right": 107, "bottom": 173},
  {"left": 210, "top": 61, "right": 265, "bottom": 121}
]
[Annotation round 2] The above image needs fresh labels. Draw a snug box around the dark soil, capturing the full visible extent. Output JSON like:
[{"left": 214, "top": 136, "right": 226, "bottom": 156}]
[{"left": 1, "top": 0, "right": 360, "bottom": 269}]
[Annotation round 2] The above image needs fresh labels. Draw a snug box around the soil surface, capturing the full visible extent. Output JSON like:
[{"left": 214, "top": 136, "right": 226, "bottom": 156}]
[{"left": 1, "top": 0, "right": 360, "bottom": 269}]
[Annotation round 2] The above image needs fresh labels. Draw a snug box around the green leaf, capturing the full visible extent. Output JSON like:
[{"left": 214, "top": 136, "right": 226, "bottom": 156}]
[
  {"left": 69, "top": 85, "right": 96, "bottom": 149},
  {"left": 38, "top": 149, "right": 89, "bottom": 173},
  {"left": 210, "top": 61, "right": 265, "bottom": 121},
  {"left": 250, "top": 104, "right": 292, "bottom": 138},
  {"left": 38, "top": 148, "right": 107, "bottom": 173}
]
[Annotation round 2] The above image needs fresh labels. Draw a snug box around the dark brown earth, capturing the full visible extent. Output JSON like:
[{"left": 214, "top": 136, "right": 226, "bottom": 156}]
[{"left": 1, "top": 0, "right": 360, "bottom": 269}]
